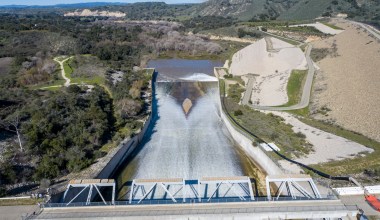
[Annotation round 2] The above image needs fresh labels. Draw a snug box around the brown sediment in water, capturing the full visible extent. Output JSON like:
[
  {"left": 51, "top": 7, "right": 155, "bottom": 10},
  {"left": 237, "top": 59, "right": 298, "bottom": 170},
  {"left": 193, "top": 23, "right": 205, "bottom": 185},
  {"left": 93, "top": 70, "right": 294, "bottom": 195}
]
[
  {"left": 182, "top": 98, "right": 193, "bottom": 115},
  {"left": 170, "top": 82, "right": 206, "bottom": 116}
]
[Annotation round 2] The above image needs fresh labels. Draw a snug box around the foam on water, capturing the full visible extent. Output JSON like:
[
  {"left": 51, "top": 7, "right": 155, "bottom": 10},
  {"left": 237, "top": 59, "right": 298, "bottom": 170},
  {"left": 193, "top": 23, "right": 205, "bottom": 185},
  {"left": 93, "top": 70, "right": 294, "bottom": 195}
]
[{"left": 179, "top": 73, "right": 218, "bottom": 82}]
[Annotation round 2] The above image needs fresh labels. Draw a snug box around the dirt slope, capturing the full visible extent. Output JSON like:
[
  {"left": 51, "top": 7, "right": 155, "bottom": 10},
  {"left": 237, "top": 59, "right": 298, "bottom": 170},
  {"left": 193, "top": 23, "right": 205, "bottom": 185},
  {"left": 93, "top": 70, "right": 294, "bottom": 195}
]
[{"left": 311, "top": 19, "right": 380, "bottom": 142}]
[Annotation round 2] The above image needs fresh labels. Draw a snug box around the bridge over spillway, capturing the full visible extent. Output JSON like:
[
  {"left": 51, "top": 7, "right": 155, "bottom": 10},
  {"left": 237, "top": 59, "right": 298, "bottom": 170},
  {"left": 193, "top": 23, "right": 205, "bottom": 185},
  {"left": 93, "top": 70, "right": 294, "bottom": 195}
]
[{"left": 37, "top": 175, "right": 358, "bottom": 219}]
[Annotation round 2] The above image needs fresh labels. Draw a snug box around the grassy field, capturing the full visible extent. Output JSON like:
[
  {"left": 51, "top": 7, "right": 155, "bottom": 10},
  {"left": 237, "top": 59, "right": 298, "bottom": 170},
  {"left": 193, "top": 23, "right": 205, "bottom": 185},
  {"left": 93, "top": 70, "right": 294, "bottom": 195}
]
[
  {"left": 71, "top": 76, "right": 105, "bottom": 85},
  {"left": 0, "top": 198, "right": 43, "bottom": 206},
  {"left": 281, "top": 69, "right": 308, "bottom": 107},
  {"left": 286, "top": 107, "right": 309, "bottom": 117},
  {"left": 63, "top": 58, "right": 74, "bottom": 79},
  {"left": 29, "top": 79, "right": 65, "bottom": 90}
]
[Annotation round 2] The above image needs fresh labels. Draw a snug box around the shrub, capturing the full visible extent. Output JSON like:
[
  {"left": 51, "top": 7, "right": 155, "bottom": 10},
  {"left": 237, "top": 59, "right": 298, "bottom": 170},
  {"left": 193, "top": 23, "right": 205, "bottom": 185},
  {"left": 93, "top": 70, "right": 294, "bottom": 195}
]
[{"left": 234, "top": 110, "right": 243, "bottom": 116}]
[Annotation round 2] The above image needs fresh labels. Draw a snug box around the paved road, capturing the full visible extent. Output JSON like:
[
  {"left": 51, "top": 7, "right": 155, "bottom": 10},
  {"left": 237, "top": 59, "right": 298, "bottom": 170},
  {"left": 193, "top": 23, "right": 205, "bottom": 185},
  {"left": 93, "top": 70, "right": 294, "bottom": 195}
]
[
  {"left": 241, "top": 76, "right": 255, "bottom": 105},
  {"left": 340, "top": 194, "right": 380, "bottom": 217},
  {"left": 249, "top": 44, "right": 315, "bottom": 111},
  {"left": 0, "top": 205, "right": 38, "bottom": 220}
]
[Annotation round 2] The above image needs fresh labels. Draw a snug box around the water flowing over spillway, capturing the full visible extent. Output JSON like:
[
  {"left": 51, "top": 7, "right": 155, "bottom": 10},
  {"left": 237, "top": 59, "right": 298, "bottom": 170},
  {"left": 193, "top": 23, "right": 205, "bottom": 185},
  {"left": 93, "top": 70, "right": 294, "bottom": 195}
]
[
  {"left": 116, "top": 59, "right": 261, "bottom": 198},
  {"left": 119, "top": 81, "right": 244, "bottom": 179}
]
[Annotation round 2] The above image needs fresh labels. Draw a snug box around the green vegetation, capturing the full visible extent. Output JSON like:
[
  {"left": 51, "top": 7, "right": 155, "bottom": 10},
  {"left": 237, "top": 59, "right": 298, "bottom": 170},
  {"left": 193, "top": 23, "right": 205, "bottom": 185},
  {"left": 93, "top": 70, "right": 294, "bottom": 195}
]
[
  {"left": 225, "top": 100, "right": 313, "bottom": 158},
  {"left": 182, "top": 16, "right": 236, "bottom": 33},
  {"left": 71, "top": 76, "right": 105, "bottom": 85},
  {"left": 0, "top": 13, "right": 156, "bottom": 194},
  {"left": 158, "top": 40, "right": 248, "bottom": 63},
  {"left": 270, "top": 26, "right": 326, "bottom": 36},
  {"left": 286, "top": 107, "right": 309, "bottom": 117},
  {"left": 25, "top": 86, "right": 114, "bottom": 179},
  {"left": 278, "top": 0, "right": 333, "bottom": 20},
  {"left": 300, "top": 44, "right": 308, "bottom": 52},
  {"left": 282, "top": 70, "right": 307, "bottom": 107},
  {"left": 65, "top": 55, "right": 107, "bottom": 86},
  {"left": 29, "top": 80, "right": 65, "bottom": 90},
  {"left": 63, "top": 59, "right": 74, "bottom": 78},
  {"left": 0, "top": 198, "right": 43, "bottom": 206},
  {"left": 224, "top": 75, "right": 245, "bottom": 86},
  {"left": 237, "top": 28, "right": 263, "bottom": 39},
  {"left": 222, "top": 80, "right": 312, "bottom": 158},
  {"left": 227, "top": 83, "right": 245, "bottom": 103}
]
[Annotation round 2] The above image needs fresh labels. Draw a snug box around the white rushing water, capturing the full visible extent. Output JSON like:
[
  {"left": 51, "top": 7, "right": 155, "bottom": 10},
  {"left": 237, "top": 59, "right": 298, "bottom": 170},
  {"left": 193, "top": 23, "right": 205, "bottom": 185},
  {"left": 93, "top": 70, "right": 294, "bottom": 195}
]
[
  {"left": 121, "top": 81, "right": 244, "bottom": 180},
  {"left": 179, "top": 73, "right": 218, "bottom": 82}
]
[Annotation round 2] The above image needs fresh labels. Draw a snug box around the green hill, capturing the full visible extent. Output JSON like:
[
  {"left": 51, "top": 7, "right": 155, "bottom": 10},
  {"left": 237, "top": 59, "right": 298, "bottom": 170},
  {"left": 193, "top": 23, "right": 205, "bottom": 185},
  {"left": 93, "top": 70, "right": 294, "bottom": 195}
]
[
  {"left": 278, "top": 0, "right": 333, "bottom": 20},
  {"left": 192, "top": 0, "right": 380, "bottom": 26}
]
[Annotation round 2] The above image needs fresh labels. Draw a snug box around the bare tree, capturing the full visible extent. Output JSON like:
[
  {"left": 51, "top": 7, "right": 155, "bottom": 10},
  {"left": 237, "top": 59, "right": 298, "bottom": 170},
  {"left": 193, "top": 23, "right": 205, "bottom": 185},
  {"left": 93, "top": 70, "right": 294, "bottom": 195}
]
[{"left": 0, "top": 112, "right": 24, "bottom": 152}]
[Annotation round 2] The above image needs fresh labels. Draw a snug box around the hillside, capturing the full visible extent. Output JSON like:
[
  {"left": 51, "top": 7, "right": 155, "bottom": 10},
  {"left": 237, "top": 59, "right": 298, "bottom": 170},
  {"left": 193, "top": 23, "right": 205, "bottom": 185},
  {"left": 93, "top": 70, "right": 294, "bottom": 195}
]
[
  {"left": 192, "top": 0, "right": 295, "bottom": 21},
  {"left": 193, "top": 0, "right": 380, "bottom": 26}
]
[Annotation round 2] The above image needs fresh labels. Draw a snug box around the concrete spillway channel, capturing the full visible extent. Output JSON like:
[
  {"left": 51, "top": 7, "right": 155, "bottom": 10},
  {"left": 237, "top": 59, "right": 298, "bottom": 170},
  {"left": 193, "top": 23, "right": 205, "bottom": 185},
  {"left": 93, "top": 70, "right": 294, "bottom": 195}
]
[{"left": 112, "top": 60, "right": 267, "bottom": 201}]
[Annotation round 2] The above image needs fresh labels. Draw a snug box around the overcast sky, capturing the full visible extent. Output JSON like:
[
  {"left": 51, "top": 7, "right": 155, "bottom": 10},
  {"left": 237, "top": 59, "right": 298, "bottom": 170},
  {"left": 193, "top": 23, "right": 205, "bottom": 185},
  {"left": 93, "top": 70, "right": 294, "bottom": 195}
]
[{"left": 0, "top": 0, "right": 205, "bottom": 6}]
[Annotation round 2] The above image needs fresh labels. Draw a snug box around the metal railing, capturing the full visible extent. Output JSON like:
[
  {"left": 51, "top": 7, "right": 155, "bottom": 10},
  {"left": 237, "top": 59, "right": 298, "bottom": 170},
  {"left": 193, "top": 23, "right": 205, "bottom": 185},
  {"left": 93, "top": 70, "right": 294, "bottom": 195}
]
[{"left": 44, "top": 194, "right": 338, "bottom": 208}]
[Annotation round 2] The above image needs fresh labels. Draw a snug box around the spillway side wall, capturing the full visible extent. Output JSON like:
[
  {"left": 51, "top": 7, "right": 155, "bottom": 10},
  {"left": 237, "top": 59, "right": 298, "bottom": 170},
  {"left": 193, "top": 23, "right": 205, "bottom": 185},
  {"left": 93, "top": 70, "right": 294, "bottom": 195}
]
[
  {"left": 217, "top": 84, "right": 283, "bottom": 176},
  {"left": 97, "top": 71, "right": 156, "bottom": 179}
]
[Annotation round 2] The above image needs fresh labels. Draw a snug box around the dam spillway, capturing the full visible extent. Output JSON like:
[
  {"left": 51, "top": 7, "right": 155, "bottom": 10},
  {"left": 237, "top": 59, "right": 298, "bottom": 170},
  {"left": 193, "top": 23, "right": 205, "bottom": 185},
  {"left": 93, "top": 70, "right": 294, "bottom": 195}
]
[{"left": 116, "top": 59, "right": 261, "bottom": 197}]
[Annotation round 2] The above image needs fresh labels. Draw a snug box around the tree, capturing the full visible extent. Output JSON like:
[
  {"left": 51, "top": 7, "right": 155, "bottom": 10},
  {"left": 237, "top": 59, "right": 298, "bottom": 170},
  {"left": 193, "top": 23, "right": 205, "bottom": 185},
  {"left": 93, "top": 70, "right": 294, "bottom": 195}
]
[
  {"left": 238, "top": 28, "right": 246, "bottom": 38},
  {"left": 1, "top": 112, "right": 24, "bottom": 152}
]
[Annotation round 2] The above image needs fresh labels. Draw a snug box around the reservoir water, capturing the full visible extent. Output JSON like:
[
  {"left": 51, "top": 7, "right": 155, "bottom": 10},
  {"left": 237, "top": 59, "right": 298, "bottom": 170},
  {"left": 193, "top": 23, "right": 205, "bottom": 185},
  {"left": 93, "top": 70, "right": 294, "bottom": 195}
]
[{"left": 116, "top": 59, "right": 263, "bottom": 199}]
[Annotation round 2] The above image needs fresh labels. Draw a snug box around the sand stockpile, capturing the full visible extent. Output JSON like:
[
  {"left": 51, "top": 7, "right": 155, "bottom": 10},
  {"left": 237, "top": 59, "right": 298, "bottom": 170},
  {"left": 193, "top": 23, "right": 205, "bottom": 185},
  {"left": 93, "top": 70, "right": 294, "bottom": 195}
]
[
  {"left": 229, "top": 37, "right": 307, "bottom": 106},
  {"left": 311, "top": 20, "right": 380, "bottom": 142}
]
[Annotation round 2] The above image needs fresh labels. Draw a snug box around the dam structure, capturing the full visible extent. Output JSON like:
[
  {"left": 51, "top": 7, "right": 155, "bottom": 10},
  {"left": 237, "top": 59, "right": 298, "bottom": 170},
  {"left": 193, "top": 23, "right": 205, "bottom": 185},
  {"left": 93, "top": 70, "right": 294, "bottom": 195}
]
[{"left": 39, "top": 60, "right": 359, "bottom": 219}]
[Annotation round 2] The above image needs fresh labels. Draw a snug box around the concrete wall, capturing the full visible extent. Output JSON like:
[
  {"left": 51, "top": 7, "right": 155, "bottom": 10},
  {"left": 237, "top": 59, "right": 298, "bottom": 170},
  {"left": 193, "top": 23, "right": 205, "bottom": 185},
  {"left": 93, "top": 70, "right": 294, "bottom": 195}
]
[
  {"left": 97, "top": 70, "right": 157, "bottom": 179},
  {"left": 215, "top": 79, "right": 283, "bottom": 176},
  {"left": 220, "top": 111, "right": 283, "bottom": 176},
  {"left": 97, "top": 116, "right": 153, "bottom": 179}
]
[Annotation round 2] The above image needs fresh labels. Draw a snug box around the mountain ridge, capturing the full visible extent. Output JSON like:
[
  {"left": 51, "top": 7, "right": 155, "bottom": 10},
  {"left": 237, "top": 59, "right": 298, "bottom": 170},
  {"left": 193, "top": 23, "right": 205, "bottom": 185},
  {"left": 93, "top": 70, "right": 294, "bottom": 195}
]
[{"left": 193, "top": 0, "right": 380, "bottom": 25}]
